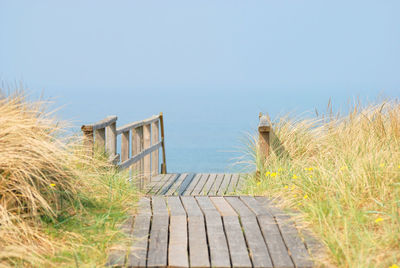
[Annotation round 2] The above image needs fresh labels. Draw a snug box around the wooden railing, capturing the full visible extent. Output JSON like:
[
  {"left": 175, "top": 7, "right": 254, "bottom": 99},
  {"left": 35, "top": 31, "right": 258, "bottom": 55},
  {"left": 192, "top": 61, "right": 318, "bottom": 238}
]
[{"left": 81, "top": 113, "right": 166, "bottom": 187}]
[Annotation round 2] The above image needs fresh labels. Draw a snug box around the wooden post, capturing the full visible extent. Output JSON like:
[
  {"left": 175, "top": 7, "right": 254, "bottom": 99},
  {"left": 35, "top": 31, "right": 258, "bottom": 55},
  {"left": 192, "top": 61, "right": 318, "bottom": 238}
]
[
  {"left": 106, "top": 121, "right": 117, "bottom": 156},
  {"left": 159, "top": 112, "right": 167, "bottom": 174},
  {"left": 151, "top": 120, "right": 160, "bottom": 176},
  {"left": 81, "top": 126, "right": 94, "bottom": 157},
  {"left": 94, "top": 128, "right": 105, "bottom": 152},
  {"left": 121, "top": 130, "right": 130, "bottom": 162},
  {"left": 143, "top": 124, "right": 151, "bottom": 183},
  {"left": 258, "top": 113, "right": 271, "bottom": 161},
  {"left": 132, "top": 127, "right": 144, "bottom": 188}
]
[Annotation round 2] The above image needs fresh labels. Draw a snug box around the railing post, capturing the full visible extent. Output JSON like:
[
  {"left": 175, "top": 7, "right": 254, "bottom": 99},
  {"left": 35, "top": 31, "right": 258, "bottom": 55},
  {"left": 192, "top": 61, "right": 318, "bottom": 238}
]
[
  {"left": 151, "top": 120, "right": 160, "bottom": 176},
  {"left": 132, "top": 126, "right": 144, "bottom": 188},
  {"left": 94, "top": 128, "right": 105, "bottom": 152},
  {"left": 106, "top": 121, "right": 117, "bottom": 156},
  {"left": 258, "top": 113, "right": 271, "bottom": 161},
  {"left": 81, "top": 126, "right": 94, "bottom": 157},
  {"left": 121, "top": 130, "right": 130, "bottom": 162},
  {"left": 159, "top": 112, "right": 167, "bottom": 174},
  {"left": 143, "top": 124, "right": 151, "bottom": 183}
]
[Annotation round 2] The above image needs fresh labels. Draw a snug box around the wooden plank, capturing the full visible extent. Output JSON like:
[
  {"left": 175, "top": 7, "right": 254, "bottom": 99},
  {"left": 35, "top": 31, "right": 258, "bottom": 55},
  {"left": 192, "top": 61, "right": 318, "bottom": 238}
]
[
  {"left": 159, "top": 174, "right": 181, "bottom": 195},
  {"left": 182, "top": 173, "right": 202, "bottom": 196},
  {"left": 180, "top": 196, "right": 209, "bottom": 268},
  {"left": 119, "top": 141, "right": 162, "bottom": 170},
  {"left": 116, "top": 114, "right": 160, "bottom": 135},
  {"left": 255, "top": 197, "right": 313, "bottom": 267},
  {"left": 226, "top": 173, "right": 239, "bottom": 194},
  {"left": 211, "top": 197, "right": 251, "bottom": 267},
  {"left": 121, "top": 130, "right": 130, "bottom": 162},
  {"left": 151, "top": 120, "right": 160, "bottom": 176},
  {"left": 106, "top": 121, "right": 117, "bottom": 156},
  {"left": 177, "top": 173, "right": 197, "bottom": 195},
  {"left": 146, "top": 174, "right": 172, "bottom": 194},
  {"left": 94, "top": 128, "right": 105, "bottom": 151},
  {"left": 235, "top": 174, "right": 246, "bottom": 192},
  {"left": 147, "top": 197, "right": 169, "bottom": 268},
  {"left": 131, "top": 126, "right": 143, "bottom": 187},
  {"left": 208, "top": 174, "right": 225, "bottom": 196},
  {"left": 143, "top": 124, "right": 151, "bottom": 183},
  {"left": 82, "top": 115, "right": 117, "bottom": 132},
  {"left": 126, "top": 215, "right": 151, "bottom": 267},
  {"left": 190, "top": 174, "right": 210, "bottom": 196},
  {"left": 227, "top": 197, "right": 273, "bottom": 268},
  {"left": 217, "top": 174, "right": 232, "bottom": 196},
  {"left": 196, "top": 197, "right": 231, "bottom": 268},
  {"left": 165, "top": 173, "right": 188, "bottom": 195},
  {"left": 166, "top": 197, "right": 189, "bottom": 268},
  {"left": 201, "top": 173, "right": 217, "bottom": 195}
]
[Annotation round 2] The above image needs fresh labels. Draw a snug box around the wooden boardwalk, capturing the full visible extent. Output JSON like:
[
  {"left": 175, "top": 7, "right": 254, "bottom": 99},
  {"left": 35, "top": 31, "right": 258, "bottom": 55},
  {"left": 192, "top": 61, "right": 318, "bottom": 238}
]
[{"left": 107, "top": 174, "right": 315, "bottom": 268}]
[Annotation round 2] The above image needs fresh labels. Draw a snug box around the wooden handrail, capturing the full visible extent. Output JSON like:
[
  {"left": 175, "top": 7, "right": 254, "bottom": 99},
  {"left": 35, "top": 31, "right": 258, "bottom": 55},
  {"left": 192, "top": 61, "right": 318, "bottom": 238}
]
[{"left": 81, "top": 113, "right": 167, "bottom": 189}]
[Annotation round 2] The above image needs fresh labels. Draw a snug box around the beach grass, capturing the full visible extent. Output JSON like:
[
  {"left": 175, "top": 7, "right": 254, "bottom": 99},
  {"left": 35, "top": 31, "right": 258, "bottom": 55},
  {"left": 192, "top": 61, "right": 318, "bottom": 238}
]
[
  {"left": 242, "top": 100, "right": 400, "bottom": 267},
  {"left": 0, "top": 90, "right": 139, "bottom": 266}
]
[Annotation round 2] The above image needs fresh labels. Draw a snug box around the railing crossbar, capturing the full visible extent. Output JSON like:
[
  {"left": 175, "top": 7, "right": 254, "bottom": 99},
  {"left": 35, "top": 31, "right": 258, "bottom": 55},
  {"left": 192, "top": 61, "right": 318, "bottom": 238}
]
[{"left": 118, "top": 140, "right": 162, "bottom": 170}]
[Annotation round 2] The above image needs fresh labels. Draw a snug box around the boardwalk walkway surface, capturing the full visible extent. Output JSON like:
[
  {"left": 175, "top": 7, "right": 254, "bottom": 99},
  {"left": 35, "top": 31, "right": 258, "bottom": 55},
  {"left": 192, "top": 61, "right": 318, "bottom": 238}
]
[{"left": 107, "top": 174, "right": 315, "bottom": 268}]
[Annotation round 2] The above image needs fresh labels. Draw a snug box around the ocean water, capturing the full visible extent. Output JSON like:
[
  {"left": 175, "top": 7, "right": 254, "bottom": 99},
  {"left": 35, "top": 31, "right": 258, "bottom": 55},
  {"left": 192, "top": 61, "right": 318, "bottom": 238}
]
[{"left": 44, "top": 88, "right": 396, "bottom": 173}]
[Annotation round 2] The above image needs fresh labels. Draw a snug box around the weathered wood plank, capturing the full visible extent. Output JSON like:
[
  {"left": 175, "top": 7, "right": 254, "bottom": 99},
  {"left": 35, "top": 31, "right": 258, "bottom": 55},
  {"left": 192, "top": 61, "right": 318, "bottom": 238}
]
[
  {"left": 126, "top": 215, "right": 151, "bottom": 267},
  {"left": 151, "top": 120, "right": 160, "bottom": 176},
  {"left": 211, "top": 197, "right": 251, "bottom": 267},
  {"left": 196, "top": 197, "right": 230, "bottom": 268},
  {"left": 190, "top": 174, "right": 210, "bottom": 196},
  {"left": 166, "top": 173, "right": 188, "bottom": 195},
  {"left": 177, "top": 173, "right": 197, "bottom": 195},
  {"left": 180, "top": 197, "right": 209, "bottom": 268},
  {"left": 201, "top": 173, "right": 217, "bottom": 195},
  {"left": 182, "top": 173, "right": 202, "bottom": 196},
  {"left": 143, "top": 124, "right": 151, "bottom": 183},
  {"left": 116, "top": 115, "right": 160, "bottom": 135},
  {"left": 226, "top": 173, "right": 239, "bottom": 194},
  {"left": 166, "top": 197, "right": 188, "bottom": 268},
  {"left": 255, "top": 197, "right": 313, "bottom": 268},
  {"left": 145, "top": 174, "right": 164, "bottom": 194},
  {"left": 121, "top": 130, "right": 130, "bottom": 162},
  {"left": 159, "top": 174, "right": 181, "bottom": 195},
  {"left": 82, "top": 115, "right": 117, "bottom": 132},
  {"left": 147, "top": 197, "right": 169, "bottom": 268},
  {"left": 227, "top": 197, "right": 273, "bottom": 268},
  {"left": 217, "top": 174, "right": 232, "bottom": 196},
  {"left": 208, "top": 174, "right": 225, "bottom": 196}
]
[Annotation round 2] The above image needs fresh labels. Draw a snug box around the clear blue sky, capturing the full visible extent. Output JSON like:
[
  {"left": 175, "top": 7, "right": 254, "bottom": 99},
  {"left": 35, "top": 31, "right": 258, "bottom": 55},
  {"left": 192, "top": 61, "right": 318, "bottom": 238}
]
[{"left": 1, "top": 1, "right": 399, "bottom": 172}]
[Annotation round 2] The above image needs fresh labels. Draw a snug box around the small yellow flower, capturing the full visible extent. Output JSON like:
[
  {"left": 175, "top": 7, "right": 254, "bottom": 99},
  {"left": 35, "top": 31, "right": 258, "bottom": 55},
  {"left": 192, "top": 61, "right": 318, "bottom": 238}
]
[
  {"left": 398, "top": 165, "right": 400, "bottom": 169},
  {"left": 303, "top": 194, "right": 308, "bottom": 199},
  {"left": 379, "top": 163, "right": 385, "bottom": 168},
  {"left": 298, "top": 202, "right": 303, "bottom": 206},
  {"left": 284, "top": 185, "right": 289, "bottom": 189},
  {"left": 270, "top": 172, "right": 277, "bottom": 178},
  {"left": 340, "top": 166, "right": 346, "bottom": 171},
  {"left": 278, "top": 168, "right": 283, "bottom": 172},
  {"left": 293, "top": 194, "right": 297, "bottom": 198},
  {"left": 375, "top": 217, "right": 384, "bottom": 223},
  {"left": 291, "top": 185, "right": 296, "bottom": 190},
  {"left": 265, "top": 171, "right": 270, "bottom": 176},
  {"left": 50, "top": 183, "right": 56, "bottom": 187},
  {"left": 292, "top": 174, "right": 298, "bottom": 179},
  {"left": 256, "top": 181, "right": 261, "bottom": 186},
  {"left": 389, "top": 264, "right": 399, "bottom": 268}
]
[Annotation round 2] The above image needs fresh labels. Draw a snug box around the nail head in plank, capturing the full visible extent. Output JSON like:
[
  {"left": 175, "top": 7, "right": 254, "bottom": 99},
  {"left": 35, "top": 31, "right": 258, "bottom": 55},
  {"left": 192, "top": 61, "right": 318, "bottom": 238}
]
[
  {"left": 177, "top": 173, "right": 197, "bottom": 195},
  {"left": 217, "top": 174, "right": 232, "bottom": 196},
  {"left": 127, "top": 215, "right": 152, "bottom": 267},
  {"left": 169, "top": 215, "right": 189, "bottom": 268},
  {"left": 223, "top": 216, "right": 252, "bottom": 267},
  {"left": 147, "top": 214, "right": 169, "bottom": 268},
  {"left": 182, "top": 173, "right": 202, "bottom": 196}
]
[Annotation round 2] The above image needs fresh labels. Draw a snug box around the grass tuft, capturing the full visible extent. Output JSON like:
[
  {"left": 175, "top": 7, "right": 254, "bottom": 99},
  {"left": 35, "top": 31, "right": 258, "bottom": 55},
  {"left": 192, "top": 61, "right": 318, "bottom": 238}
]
[
  {"left": 0, "top": 90, "right": 139, "bottom": 266},
  {"left": 243, "top": 100, "right": 400, "bottom": 267}
]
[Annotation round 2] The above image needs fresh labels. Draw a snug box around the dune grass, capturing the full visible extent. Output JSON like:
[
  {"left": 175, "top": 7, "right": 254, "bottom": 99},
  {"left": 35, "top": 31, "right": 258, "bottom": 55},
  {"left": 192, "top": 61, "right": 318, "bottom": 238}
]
[
  {"left": 242, "top": 101, "right": 400, "bottom": 267},
  {"left": 0, "top": 90, "right": 139, "bottom": 267}
]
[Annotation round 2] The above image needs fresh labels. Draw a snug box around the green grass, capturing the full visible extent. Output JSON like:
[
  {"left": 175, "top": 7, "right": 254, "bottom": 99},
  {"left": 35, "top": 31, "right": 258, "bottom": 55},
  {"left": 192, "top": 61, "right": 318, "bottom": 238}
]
[{"left": 241, "top": 101, "right": 400, "bottom": 267}]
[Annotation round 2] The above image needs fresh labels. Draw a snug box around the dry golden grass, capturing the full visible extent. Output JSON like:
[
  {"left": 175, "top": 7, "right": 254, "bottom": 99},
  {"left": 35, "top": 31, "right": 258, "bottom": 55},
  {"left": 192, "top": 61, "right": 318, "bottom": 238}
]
[
  {"left": 243, "top": 100, "right": 400, "bottom": 267},
  {"left": 0, "top": 90, "right": 138, "bottom": 266}
]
